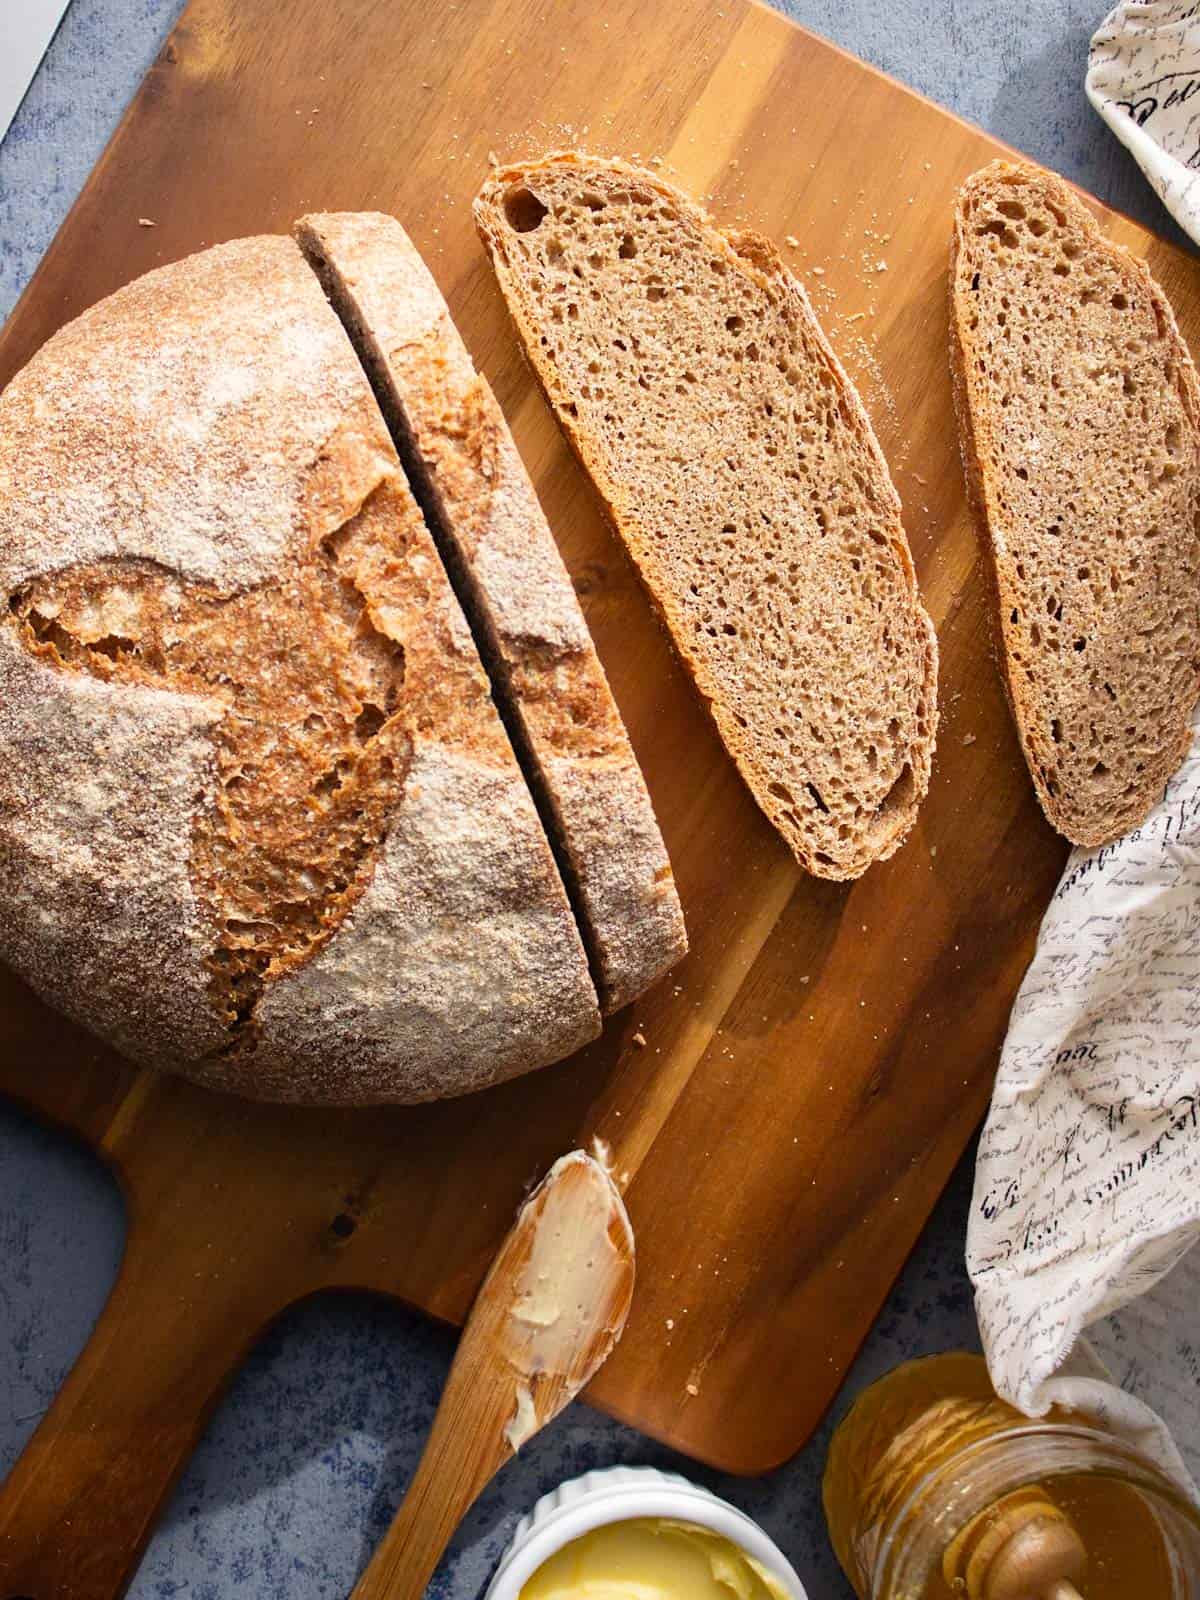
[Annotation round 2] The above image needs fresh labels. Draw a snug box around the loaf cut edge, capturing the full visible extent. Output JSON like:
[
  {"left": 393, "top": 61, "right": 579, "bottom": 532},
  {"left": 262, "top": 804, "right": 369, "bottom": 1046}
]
[{"left": 294, "top": 208, "right": 687, "bottom": 1009}]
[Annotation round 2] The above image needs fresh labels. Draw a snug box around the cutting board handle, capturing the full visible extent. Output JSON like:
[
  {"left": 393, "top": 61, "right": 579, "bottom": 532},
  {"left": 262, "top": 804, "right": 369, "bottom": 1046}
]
[{"left": 0, "top": 1225, "right": 283, "bottom": 1600}]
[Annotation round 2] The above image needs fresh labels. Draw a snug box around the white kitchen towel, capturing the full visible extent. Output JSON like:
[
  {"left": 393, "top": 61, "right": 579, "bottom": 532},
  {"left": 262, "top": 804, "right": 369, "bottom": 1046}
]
[
  {"left": 967, "top": 706, "right": 1200, "bottom": 1491},
  {"left": 1088, "top": 1, "right": 1200, "bottom": 244}
]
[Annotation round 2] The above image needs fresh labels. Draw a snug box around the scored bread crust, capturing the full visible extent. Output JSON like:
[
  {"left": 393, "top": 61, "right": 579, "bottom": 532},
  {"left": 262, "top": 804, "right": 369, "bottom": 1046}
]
[
  {"left": 294, "top": 211, "right": 686, "bottom": 1012},
  {"left": 949, "top": 160, "right": 1200, "bottom": 845},
  {"left": 475, "top": 153, "right": 938, "bottom": 881},
  {"left": 0, "top": 234, "right": 600, "bottom": 1102}
]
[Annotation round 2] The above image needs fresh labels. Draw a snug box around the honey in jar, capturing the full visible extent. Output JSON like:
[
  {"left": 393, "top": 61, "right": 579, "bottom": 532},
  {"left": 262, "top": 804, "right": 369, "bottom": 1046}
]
[{"left": 823, "top": 1353, "right": 1200, "bottom": 1599}]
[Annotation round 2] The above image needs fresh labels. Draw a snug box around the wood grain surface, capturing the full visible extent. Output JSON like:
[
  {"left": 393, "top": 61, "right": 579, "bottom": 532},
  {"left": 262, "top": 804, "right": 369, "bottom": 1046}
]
[{"left": 0, "top": 0, "right": 1197, "bottom": 1593}]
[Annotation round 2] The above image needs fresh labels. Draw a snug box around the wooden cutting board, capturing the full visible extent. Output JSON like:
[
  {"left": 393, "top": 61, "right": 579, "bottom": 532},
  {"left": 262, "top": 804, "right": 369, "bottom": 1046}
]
[{"left": 2, "top": 0, "right": 1197, "bottom": 1592}]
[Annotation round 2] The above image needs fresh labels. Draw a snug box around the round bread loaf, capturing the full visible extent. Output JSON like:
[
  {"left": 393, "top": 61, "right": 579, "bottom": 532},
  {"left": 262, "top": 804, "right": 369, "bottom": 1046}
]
[{"left": 0, "top": 234, "right": 602, "bottom": 1103}]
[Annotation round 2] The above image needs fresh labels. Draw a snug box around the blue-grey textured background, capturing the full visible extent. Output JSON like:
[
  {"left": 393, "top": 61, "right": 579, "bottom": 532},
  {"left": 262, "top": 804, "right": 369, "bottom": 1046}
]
[{"left": 0, "top": 2, "right": 1184, "bottom": 1596}]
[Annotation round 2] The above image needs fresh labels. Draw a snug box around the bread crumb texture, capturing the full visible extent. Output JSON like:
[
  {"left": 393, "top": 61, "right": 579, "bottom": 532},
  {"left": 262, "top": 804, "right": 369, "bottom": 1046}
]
[
  {"left": 476, "top": 154, "right": 938, "bottom": 879},
  {"left": 951, "top": 161, "right": 1200, "bottom": 844},
  {"left": 0, "top": 234, "right": 599, "bottom": 1102}
]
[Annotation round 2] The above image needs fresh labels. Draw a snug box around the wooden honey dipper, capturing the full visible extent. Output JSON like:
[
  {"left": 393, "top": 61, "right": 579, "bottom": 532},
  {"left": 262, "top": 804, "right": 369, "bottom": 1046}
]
[{"left": 943, "top": 1485, "right": 1087, "bottom": 1600}]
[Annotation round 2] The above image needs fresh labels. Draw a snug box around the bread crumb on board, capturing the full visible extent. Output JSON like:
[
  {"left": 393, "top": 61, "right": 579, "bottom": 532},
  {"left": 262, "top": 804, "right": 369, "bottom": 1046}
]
[
  {"left": 138, "top": 218, "right": 156, "bottom": 227},
  {"left": 631, "top": 1030, "right": 647, "bottom": 1049}
]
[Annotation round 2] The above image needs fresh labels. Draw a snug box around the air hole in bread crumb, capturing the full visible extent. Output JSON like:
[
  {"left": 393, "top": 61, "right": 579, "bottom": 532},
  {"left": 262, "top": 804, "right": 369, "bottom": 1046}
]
[
  {"left": 873, "top": 762, "right": 913, "bottom": 821},
  {"left": 980, "top": 219, "right": 1020, "bottom": 247},
  {"left": 353, "top": 703, "right": 387, "bottom": 743},
  {"left": 503, "top": 186, "right": 549, "bottom": 233},
  {"left": 619, "top": 234, "right": 637, "bottom": 260},
  {"left": 726, "top": 314, "right": 745, "bottom": 334}
]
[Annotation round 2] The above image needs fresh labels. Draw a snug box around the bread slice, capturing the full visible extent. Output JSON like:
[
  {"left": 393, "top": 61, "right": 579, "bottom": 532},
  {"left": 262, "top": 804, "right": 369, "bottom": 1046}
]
[
  {"left": 294, "top": 211, "right": 686, "bottom": 1012},
  {"left": 950, "top": 160, "right": 1200, "bottom": 844},
  {"left": 0, "top": 234, "right": 600, "bottom": 1103},
  {"left": 474, "top": 153, "right": 938, "bottom": 881}
]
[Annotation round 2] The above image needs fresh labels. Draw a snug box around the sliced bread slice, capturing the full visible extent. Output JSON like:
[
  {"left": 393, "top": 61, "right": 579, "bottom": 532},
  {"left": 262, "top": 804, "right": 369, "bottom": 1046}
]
[
  {"left": 950, "top": 160, "right": 1200, "bottom": 845},
  {"left": 295, "top": 210, "right": 686, "bottom": 1012},
  {"left": 474, "top": 154, "right": 938, "bottom": 881}
]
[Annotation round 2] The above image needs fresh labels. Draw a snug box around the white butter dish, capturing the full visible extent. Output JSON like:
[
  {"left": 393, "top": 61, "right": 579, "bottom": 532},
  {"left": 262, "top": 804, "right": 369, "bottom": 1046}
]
[{"left": 484, "top": 1464, "right": 808, "bottom": 1600}]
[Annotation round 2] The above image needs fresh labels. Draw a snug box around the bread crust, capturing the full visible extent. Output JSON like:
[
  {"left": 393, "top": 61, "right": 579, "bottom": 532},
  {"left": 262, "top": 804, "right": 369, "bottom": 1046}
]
[
  {"left": 474, "top": 153, "right": 938, "bottom": 880},
  {"left": 0, "top": 234, "right": 600, "bottom": 1102},
  {"left": 294, "top": 211, "right": 686, "bottom": 1011},
  {"left": 949, "top": 160, "right": 1200, "bottom": 845}
]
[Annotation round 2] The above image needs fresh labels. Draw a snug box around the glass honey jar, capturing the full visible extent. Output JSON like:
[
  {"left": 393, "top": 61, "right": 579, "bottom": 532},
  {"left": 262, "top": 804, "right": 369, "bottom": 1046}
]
[{"left": 824, "top": 1352, "right": 1200, "bottom": 1599}]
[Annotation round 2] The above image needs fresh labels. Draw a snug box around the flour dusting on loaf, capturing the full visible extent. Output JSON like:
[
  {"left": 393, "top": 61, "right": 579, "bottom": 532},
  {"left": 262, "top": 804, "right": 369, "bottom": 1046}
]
[
  {"left": 0, "top": 234, "right": 600, "bottom": 1102},
  {"left": 295, "top": 210, "right": 686, "bottom": 1011}
]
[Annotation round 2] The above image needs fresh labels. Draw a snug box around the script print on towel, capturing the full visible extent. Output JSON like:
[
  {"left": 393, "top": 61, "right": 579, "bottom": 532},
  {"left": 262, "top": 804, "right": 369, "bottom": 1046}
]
[
  {"left": 968, "top": 708, "right": 1200, "bottom": 1478},
  {"left": 1089, "top": 1, "right": 1200, "bottom": 243}
]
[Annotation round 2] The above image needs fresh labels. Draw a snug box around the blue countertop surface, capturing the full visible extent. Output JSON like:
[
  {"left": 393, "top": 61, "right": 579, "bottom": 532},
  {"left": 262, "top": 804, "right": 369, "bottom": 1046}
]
[{"left": 0, "top": 2, "right": 1185, "bottom": 1596}]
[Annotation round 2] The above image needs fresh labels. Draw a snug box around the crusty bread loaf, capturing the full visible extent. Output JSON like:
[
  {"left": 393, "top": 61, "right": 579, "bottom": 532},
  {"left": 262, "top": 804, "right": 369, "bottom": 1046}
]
[
  {"left": 0, "top": 234, "right": 601, "bottom": 1103},
  {"left": 950, "top": 160, "right": 1200, "bottom": 845},
  {"left": 294, "top": 211, "right": 686, "bottom": 1012},
  {"left": 475, "top": 153, "right": 938, "bottom": 880}
]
